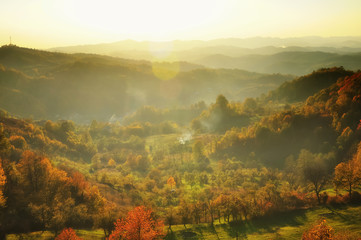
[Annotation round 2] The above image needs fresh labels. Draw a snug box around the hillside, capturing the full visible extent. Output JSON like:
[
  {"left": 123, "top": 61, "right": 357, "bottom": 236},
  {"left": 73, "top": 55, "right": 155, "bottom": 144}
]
[
  {"left": 1, "top": 68, "right": 361, "bottom": 239},
  {"left": 0, "top": 45, "right": 292, "bottom": 122},
  {"left": 210, "top": 71, "right": 361, "bottom": 167},
  {"left": 266, "top": 67, "right": 354, "bottom": 102}
]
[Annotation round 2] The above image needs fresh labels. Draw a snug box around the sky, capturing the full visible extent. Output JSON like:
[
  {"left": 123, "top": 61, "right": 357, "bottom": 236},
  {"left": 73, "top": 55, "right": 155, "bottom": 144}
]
[{"left": 1, "top": 0, "right": 361, "bottom": 49}]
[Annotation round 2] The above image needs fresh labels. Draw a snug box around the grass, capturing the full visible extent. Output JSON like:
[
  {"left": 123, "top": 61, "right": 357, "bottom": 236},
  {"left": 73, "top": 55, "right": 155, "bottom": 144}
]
[
  {"left": 6, "top": 204, "right": 361, "bottom": 239},
  {"left": 165, "top": 204, "right": 361, "bottom": 240},
  {"left": 6, "top": 229, "right": 104, "bottom": 240}
]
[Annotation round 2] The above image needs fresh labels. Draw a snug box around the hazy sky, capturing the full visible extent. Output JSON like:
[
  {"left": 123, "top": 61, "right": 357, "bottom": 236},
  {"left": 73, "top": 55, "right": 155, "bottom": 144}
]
[{"left": 1, "top": 0, "right": 361, "bottom": 48}]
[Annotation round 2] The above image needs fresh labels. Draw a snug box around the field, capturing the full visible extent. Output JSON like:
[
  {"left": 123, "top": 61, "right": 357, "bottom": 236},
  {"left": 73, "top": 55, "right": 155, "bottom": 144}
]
[{"left": 6, "top": 204, "right": 361, "bottom": 240}]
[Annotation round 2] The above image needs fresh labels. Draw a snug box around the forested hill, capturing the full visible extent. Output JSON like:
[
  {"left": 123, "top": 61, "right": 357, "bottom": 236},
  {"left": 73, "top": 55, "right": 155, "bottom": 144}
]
[
  {"left": 210, "top": 71, "right": 361, "bottom": 168},
  {"left": 266, "top": 67, "right": 355, "bottom": 103},
  {"left": 1, "top": 69, "right": 361, "bottom": 239},
  {"left": 0, "top": 45, "right": 292, "bottom": 122}
]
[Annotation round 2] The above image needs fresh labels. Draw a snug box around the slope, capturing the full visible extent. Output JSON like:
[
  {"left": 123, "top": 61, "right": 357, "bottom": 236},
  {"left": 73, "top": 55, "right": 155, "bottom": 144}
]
[{"left": 0, "top": 45, "right": 292, "bottom": 122}]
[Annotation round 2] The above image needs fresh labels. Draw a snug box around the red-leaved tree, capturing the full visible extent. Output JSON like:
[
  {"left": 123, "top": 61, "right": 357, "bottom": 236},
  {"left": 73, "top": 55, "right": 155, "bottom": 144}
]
[
  {"left": 108, "top": 206, "right": 164, "bottom": 240},
  {"left": 302, "top": 219, "right": 334, "bottom": 240},
  {"left": 55, "top": 228, "right": 82, "bottom": 240}
]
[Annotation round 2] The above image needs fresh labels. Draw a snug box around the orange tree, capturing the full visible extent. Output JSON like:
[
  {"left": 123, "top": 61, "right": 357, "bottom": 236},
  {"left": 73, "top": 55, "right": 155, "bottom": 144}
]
[
  {"left": 302, "top": 219, "right": 334, "bottom": 240},
  {"left": 108, "top": 206, "right": 164, "bottom": 240},
  {"left": 0, "top": 161, "right": 5, "bottom": 207},
  {"left": 334, "top": 143, "right": 361, "bottom": 198},
  {"left": 55, "top": 228, "right": 82, "bottom": 240}
]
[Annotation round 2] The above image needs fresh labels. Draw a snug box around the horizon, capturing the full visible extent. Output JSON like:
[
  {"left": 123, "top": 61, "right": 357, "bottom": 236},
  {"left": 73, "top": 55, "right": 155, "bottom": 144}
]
[
  {"left": 1, "top": 0, "right": 361, "bottom": 49},
  {"left": 3, "top": 35, "right": 361, "bottom": 51}
]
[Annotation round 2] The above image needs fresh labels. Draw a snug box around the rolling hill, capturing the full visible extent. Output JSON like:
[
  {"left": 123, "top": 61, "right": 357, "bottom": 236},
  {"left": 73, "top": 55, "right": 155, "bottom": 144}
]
[
  {"left": 0, "top": 45, "right": 292, "bottom": 122},
  {"left": 50, "top": 37, "right": 361, "bottom": 75}
]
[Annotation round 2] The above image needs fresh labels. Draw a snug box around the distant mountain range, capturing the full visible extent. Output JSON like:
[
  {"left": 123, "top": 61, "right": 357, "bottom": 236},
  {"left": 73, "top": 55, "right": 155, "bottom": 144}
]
[
  {"left": 51, "top": 36, "right": 361, "bottom": 53},
  {"left": 50, "top": 36, "right": 361, "bottom": 75},
  {"left": 193, "top": 51, "right": 361, "bottom": 75}
]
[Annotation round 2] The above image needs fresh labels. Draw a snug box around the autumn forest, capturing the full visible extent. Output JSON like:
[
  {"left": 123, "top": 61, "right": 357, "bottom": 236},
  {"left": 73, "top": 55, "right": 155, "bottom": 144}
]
[{"left": 0, "top": 38, "right": 361, "bottom": 240}]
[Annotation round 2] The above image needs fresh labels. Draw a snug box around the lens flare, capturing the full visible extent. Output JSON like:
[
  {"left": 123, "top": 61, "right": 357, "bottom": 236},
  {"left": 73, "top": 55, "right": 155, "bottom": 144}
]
[{"left": 149, "top": 41, "right": 180, "bottom": 80}]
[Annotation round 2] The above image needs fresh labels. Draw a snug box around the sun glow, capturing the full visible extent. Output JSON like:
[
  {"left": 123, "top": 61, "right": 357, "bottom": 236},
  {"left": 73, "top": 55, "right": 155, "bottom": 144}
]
[
  {"left": 149, "top": 41, "right": 180, "bottom": 80},
  {"left": 1, "top": 0, "right": 361, "bottom": 48},
  {"left": 52, "top": 0, "right": 226, "bottom": 41}
]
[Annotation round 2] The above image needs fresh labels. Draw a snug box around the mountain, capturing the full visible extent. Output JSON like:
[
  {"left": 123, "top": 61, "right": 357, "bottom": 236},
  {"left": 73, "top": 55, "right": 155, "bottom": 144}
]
[
  {"left": 50, "top": 36, "right": 361, "bottom": 54},
  {"left": 193, "top": 51, "right": 361, "bottom": 75},
  {"left": 50, "top": 37, "right": 361, "bottom": 75},
  {"left": 0, "top": 45, "right": 292, "bottom": 122}
]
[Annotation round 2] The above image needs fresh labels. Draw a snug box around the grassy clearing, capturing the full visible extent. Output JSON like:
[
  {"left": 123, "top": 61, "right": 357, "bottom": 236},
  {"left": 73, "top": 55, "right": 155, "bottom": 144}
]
[
  {"left": 165, "top": 204, "right": 361, "bottom": 240},
  {"left": 6, "top": 229, "right": 104, "bottom": 240},
  {"left": 6, "top": 204, "right": 361, "bottom": 239}
]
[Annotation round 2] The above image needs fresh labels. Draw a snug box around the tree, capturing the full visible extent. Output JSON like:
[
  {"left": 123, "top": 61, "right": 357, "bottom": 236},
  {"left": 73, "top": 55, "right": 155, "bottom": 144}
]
[
  {"left": 0, "top": 124, "right": 11, "bottom": 159},
  {"left": 192, "top": 140, "right": 210, "bottom": 170},
  {"left": 334, "top": 147, "right": 361, "bottom": 198},
  {"left": 16, "top": 151, "right": 51, "bottom": 193},
  {"left": 108, "top": 158, "right": 116, "bottom": 168},
  {"left": 298, "top": 150, "right": 330, "bottom": 204},
  {"left": 94, "top": 202, "right": 118, "bottom": 238},
  {"left": 165, "top": 208, "right": 175, "bottom": 232},
  {"left": 0, "top": 161, "right": 6, "bottom": 207},
  {"left": 167, "top": 176, "right": 176, "bottom": 189},
  {"left": 177, "top": 200, "right": 191, "bottom": 228},
  {"left": 302, "top": 219, "right": 334, "bottom": 240},
  {"left": 215, "top": 94, "right": 229, "bottom": 111},
  {"left": 108, "top": 206, "right": 164, "bottom": 240},
  {"left": 55, "top": 228, "right": 82, "bottom": 240}
]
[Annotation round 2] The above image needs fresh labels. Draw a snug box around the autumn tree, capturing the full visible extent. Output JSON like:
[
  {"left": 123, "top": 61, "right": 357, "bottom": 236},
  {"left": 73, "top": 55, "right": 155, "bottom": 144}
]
[
  {"left": 165, "top": 208, "right": 175, "bottom": 232},
  {"left": 0, "top": 161, "right": 6, "bottom": 207},
  {"left": 108, "top": 206, "right": 164, "bottom": 240},
  {"left": 0, "top": 124, "right": 11, "bottom": 159},
  {"left": 94, "top": 202, "right": 119, "bottom": 238},
  {"left": 177, "top": 200, "right": 191, "bottom": 228},
  {"left": 55, "top": 228, "right": 82, "bottom": 240},
  {"left": 167, "top": 176, "right": 176, "bottom": 189},
  {"left": 16, "top": 150, "right": 51, "bottom": 193},
  {"left": 302, "top": 219, "right": 334, "bottom": 240},
  {"left": 334, "top": 144, "right": 361, "bottom": 198}
]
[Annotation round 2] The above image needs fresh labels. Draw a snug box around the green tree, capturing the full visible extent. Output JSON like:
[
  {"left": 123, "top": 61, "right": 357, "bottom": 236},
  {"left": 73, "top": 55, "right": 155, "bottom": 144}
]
[{"left": 298, "top": 150, "right": 331, "bottom": 204}]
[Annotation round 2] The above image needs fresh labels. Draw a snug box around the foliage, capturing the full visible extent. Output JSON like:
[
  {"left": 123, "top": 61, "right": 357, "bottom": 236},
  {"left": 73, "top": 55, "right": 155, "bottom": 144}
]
[
  {"left": 55, "top": 228, "right": 82, "bottom": 240},
  {"left": 108, "top": 206, "right": 164, "bottom": 240},
  {"left": 267, "top": 67, "right": 353, "bottom": 103},
  {"left": 302, "top": 219, "right": 334, "bottom": 240},
  {"left": 191, "top": 94, "right": 250, "bottom": 133},
  {"left": 0, "top": 161, "right": 6, "bottom": 207},
  {"left": 167, "top": 176, "right": 176, "bottom": 189},
  {"left": 298, "top": 150, "right": 333, "bottom": 203},
  {"left": 334, "top": 142, "right": 361, "bottom": 198},
  {"left": 2, "top": 67, "right": 361, "bottom": 239}
]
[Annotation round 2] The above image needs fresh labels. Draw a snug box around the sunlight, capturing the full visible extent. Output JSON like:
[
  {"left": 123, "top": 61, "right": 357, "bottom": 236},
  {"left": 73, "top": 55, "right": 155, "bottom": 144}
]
[
  {"left": 148, "top": 41, "right": 180, "bottom": 80},
  {"left": 152, "top": 61, "right": 180, "bottom": 81},
  {"left": 52, "top": 0, "right": 225, "bottom": 41}
]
